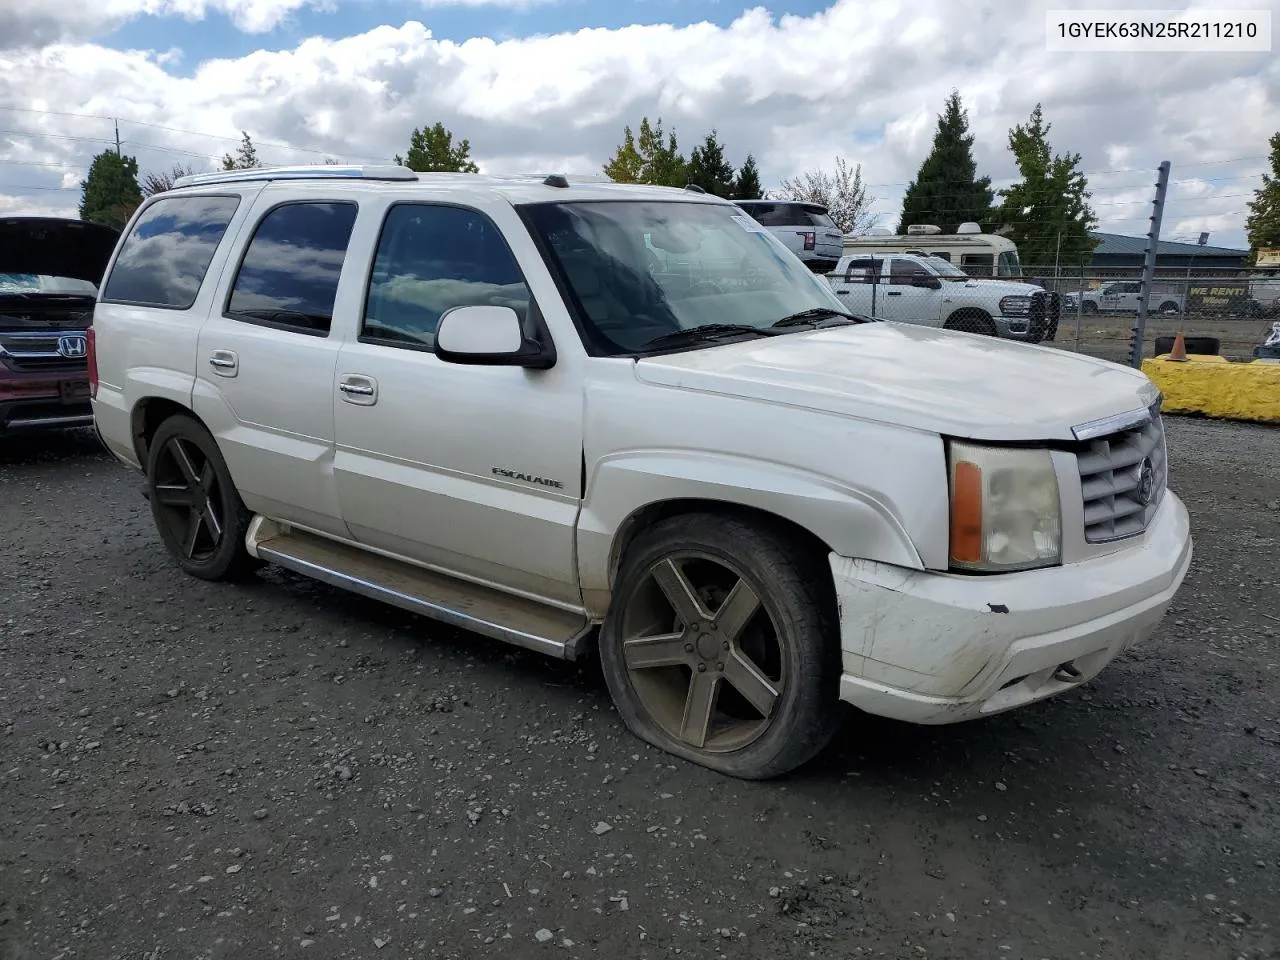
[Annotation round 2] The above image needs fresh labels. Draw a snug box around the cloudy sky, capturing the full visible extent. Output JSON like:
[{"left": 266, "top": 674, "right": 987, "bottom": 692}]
[{"left": 0, "top": 0, "right": 1276, "bottom": 252}]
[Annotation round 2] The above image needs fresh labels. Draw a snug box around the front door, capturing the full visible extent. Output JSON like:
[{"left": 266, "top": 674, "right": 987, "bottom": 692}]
[
  {"left": 331, "top": 201, "right": 584, "bottom": 607},
  {"left": 192, "top": 198, "right": 359, "bottom": 538}
]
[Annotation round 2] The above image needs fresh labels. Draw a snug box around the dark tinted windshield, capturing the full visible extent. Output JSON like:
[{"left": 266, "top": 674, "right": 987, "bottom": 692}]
[{"left": 521, "top": 200, "right": 848, "bottom": 355}]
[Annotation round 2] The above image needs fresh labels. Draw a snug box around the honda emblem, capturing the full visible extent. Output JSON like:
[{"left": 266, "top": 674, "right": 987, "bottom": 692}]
[{"left": 57, "top": 335, "right": 87, "bottom": 358}]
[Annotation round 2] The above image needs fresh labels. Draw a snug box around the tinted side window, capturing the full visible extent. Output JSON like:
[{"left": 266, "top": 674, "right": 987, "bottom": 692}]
[
  {"left": 362, "top": 204, "right": 531, "bottom": 350},
  {"left": 889, "top": 259, "right": 930, "bottom": 284},
  {"left": 226, "top": 201, "right": 358, "bottom": 336},
  {"left": 842, "top": 258, "right": 879, "bottom": 284},
  {"left": 929, "top": 250, "right": 952, "bottom": 261},
  {"left": 102, "top": 195, "right": 240, "bottom": 309}
]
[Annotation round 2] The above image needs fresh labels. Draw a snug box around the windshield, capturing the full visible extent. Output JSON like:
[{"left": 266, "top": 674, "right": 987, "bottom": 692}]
[
  {"left": 997, "top": 250, "right": 1022, "bottom": 277},
  {"left": 520, "top": 200, "right": 851, "bottom": 355},
  {"left": 924, "top": 256, "right": 970, "bottom": 280}
]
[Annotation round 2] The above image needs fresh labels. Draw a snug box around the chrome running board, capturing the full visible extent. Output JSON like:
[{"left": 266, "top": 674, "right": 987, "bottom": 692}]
[{"left": 246, "top": 517, "right": 593, "bottom": 660}]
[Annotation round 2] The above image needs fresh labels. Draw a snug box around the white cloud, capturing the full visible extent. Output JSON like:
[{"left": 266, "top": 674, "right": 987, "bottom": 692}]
[{"left": 1, "top": 0, "right": 1276, "bottom": 252}]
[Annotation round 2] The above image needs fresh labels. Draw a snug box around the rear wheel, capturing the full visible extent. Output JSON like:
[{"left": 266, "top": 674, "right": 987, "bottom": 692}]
[
  {"left": 145, "top": 414, "right": 259, "bottom": 581},
  {"left": 599, "top": 513, "right": 843, "bottom": 780}
]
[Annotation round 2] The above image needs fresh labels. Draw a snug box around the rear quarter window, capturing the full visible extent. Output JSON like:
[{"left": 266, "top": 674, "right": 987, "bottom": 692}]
[{"left": 102, "top": 195, "right": 241, "bottom": 309}]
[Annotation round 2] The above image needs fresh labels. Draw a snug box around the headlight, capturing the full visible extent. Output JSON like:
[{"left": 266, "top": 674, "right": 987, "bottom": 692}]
[
  {"left": 999, "top": 295, "right": 1031, "bottom": 315},
  {"left": 948, "top": 441, "right": 1061, "bottom": 572}
]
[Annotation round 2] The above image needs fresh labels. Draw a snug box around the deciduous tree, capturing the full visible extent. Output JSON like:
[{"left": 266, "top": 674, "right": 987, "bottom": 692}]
[{"left": 774, "top": 157, "right": 877, "bottom": 235}]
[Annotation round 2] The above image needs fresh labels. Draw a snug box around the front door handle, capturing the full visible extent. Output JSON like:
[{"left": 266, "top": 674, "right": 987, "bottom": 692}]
[
  {"left": 338, "top": 374, "right": 378, "bottom": 406},
  {"left": 886, "top": 291, "right": 903, "bottom": 296},
  {"left": 208, "top": 349, "right": 238, "bottom": 377}
]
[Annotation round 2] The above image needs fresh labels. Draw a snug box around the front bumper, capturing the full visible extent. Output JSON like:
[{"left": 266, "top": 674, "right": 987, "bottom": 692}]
[
  {"left": 830, "top": 492, "right": 1192, "bottom": 724},
  {"left": 0, "top": 372, "right": 93, "bottom": 436}
]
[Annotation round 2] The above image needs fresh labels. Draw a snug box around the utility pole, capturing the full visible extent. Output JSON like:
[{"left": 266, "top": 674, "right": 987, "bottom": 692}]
[
  {"left": 1128, "top": 160, "right": 1170, "bottom": 368},
  {"left": 114, "top": 118, "right": 121, "bottom": 156}
]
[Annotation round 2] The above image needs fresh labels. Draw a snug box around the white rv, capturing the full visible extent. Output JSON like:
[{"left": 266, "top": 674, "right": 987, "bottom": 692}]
[{"left": 842, "top": 223, "right": 1023, "bottom": 278}]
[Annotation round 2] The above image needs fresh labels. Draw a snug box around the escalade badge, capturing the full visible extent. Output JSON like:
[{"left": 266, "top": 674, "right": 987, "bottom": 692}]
[
  {"left": 57, "top": 335, "right": 87, "bottom": 358},
  {"left": 1136, "top": 458, "right": 1155, "bottom": 506}
]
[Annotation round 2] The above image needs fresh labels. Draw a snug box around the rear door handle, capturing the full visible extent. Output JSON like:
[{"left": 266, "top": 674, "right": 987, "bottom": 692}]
[
  {"left": 208, "top": 350, "right": 238, "bottom": 377},
  {"left": 338, "top": 374, "right": 378, "bottom": 406}
]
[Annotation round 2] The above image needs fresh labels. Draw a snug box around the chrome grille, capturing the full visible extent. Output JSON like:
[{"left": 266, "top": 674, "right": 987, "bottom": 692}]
[
  {"left": 0, "top": 330, "right": 87, "bottom": 372},
  {"left": 1077, "top": 407, "right": 1167, "bottom": 543}
]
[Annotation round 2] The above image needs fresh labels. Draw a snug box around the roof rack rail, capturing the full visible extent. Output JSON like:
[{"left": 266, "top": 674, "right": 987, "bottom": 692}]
[
  {"left": 684, "top": 183, "right": 707, "bottom": 194},
  {"left": 172, "top": 164, "right": 419, "bottom": 189}
]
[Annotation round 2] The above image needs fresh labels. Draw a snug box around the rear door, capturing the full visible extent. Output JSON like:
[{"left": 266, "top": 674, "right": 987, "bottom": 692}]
[
  {"left": 829, "top": 257, "right": 879, "bottom": 315},
  {"left": 878, "top": 258, "right": 943, "bottom": 325},
  {"left": 192, "top": 193, "right": 360, "bottom": 538}
]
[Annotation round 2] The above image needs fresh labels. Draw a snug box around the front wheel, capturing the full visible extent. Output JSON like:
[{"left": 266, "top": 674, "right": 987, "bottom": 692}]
[
  {"left": 599, "top": 513, "right": 843, "bottom": 780},
  {"left": 145, "top": 414, "right": 260, "bottom": 581}
]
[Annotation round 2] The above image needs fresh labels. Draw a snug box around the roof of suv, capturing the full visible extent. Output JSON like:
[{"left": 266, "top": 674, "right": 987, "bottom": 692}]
[{"left": 167, "top": 165, "right": 729, "bottom": 207}]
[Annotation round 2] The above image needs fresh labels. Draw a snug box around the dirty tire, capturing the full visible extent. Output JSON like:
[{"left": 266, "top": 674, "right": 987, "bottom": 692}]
[
  {"left": 145, "top": 413, "right": 260, "bottom": 582},
  {"left": 599, "top": 513, "right": 843, "bottom": 780},
  {"left": 945, "top": 309, "right": 998, "bottom": 337}
]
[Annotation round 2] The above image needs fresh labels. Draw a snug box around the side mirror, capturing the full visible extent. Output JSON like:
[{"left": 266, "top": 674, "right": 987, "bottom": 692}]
[{"left": 435, "top": 305, "right": 555, "bottom": 370}]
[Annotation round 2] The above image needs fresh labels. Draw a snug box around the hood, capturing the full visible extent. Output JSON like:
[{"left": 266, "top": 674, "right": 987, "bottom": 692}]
[
  {"left": 943, "top": 278, "right": 1043, "bottom": 297},
  {"left": 0, "top": 217, "right": 121, "bottom": 287},
  {"left": 634, "top": 322, "right": 1159, "bottom": 443}
]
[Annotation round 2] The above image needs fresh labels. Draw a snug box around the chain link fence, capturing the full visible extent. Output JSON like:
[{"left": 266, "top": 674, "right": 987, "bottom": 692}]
[{"left": 1022, "top": 265, "right": 1280, "bottom": 365}]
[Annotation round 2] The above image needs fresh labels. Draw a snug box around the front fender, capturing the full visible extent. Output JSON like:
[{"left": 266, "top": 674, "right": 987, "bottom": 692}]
[{"left": 576, "top": 450, "right": 926, "bottom": 618}]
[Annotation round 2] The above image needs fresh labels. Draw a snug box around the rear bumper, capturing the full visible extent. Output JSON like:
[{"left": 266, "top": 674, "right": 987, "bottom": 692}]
[{"left": 830, "top": 492, "right": 1192, "bottom": 724}]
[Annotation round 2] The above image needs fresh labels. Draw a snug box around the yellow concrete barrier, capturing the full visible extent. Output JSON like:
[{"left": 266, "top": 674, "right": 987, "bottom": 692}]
[{"left": 1140, "top": 354, "right": 1280, "bottom": 424}]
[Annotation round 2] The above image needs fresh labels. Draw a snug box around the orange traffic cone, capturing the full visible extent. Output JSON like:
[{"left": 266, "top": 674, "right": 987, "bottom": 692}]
[{"left": 1167, "top": 332, "right": 1188, "bottom": 362}]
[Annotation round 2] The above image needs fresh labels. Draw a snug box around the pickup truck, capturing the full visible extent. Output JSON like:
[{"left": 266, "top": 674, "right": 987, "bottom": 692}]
[
  {"left": 1064, "top": 282, "right": 1184, "bottom": 316},
  {"left": 827, "top": 252, "right": 1059, "bottom": 341}
]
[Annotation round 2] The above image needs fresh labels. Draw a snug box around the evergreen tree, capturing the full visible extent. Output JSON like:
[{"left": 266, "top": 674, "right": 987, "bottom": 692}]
[
  {"left": 898, "top": 90, "right": 994, "bottom": 233},
  {"left": 685, "top": 129, "right": 736, "bottom": 197},
  {"left": 394, "top": 122, "right": 479, "bottom": 173},
  {"left": 78, "top": 149, "right": 142, "bottom": 230},
  {"left": 1245, "top": 131, "right": 1280, "bottom": 258},
  {"left": 221, "top": 131, "right": 261, "bottom": 170},
  {"left": 733, "top": 154, "right": 763, "bottom": 200},
  {"left": 602, "top": 125, "right": 644, "bottom": 182},
  {"left": 636, "top": 117, "right": 686, "bottom": 187},
  {"left": 994, "top": 103, "right": 1098, "bottom": 265}
]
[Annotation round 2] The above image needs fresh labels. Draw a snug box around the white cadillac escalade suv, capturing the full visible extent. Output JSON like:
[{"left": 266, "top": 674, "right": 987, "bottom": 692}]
[{"left": 90, "top": 165, "right": 1192, "bottom": 780}]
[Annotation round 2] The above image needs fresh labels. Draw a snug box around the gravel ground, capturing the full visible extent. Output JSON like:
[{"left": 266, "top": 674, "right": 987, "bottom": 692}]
[{"left": 1, "top": 419, "right": 1277, "bottom": 960}]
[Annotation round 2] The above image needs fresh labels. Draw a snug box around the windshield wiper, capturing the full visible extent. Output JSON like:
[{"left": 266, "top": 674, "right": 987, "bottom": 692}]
[
  {"left": 640, "top": 323, "right": 778, "bottom": 351},
  {"left": 771, "top": 307, "right": 865, "bottom": 328}
]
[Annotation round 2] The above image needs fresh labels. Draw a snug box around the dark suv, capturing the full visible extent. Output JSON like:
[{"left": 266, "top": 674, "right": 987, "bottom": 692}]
[{"left": 0, "top": 217, "right": 120, "bottom": 437}]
